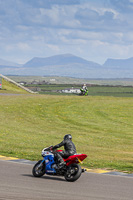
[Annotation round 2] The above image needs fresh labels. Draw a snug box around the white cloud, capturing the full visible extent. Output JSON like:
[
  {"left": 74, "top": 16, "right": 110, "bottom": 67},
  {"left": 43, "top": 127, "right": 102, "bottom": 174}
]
[
  {"left": 1, "top": 0, "right": 133, "bottom": 64},
  {"left": 4, "top": 42, "right": 31, "bottom": 52},
  {"left": 46, "top": 44, "right": 60, "bottom": 52},
  {"left": 17, "top": 43, "right": 31, "bottom": 51}
]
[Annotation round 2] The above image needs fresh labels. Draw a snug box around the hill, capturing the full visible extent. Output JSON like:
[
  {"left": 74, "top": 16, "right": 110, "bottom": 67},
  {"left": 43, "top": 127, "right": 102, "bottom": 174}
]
[
  {"left": 20, "top": 54, "right": 101, "bottom": 78},
  {"left": 0, "top": 58, "right": 21, "bottom": 67},
  {"left": 22, "top": 54, "right": 95, "bottom": 67},
  {"left": 0, "top": 58, "right": 22, "bottom": 76},
  {"left": 103, "top": 57, "right": 133, "bottom": 69},
  {"left": 0, "top": 54, "right": 133, "bottom": 78}
]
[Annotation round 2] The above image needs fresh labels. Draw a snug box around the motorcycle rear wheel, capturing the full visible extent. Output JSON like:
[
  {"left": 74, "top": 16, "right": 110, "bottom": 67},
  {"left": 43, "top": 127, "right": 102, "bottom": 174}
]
[
  {"left": 32, "top": 160, "right": 46, "bottom": 177},
  {"left": 65, "top": 164, "right": 82, "bottom": 182}
]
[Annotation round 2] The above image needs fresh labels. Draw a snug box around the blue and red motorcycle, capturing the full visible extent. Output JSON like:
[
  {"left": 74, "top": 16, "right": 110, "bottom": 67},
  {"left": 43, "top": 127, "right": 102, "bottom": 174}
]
[{"left": 32, "top": 146, "right": 87, "bottom": 182}]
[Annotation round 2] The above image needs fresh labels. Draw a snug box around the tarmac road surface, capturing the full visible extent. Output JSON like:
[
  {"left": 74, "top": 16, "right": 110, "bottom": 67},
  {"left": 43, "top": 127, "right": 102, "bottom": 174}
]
[{"left": 0, "top": 160, "right": 133, "bottom": 200}]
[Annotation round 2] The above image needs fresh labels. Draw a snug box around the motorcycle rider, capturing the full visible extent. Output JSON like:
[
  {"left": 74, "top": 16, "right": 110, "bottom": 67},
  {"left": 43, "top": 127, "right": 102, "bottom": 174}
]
[
  {"left": 52, "top": 134, "right": 76, "bottom": 169},
  {"left": 81, "top": 84, "right": 88, "bottom": 95}
]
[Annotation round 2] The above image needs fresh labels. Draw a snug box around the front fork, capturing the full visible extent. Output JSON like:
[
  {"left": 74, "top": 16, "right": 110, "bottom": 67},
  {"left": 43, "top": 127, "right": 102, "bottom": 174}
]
[{"left": 37, "top": 160, "right": 45, "bottom": 170}]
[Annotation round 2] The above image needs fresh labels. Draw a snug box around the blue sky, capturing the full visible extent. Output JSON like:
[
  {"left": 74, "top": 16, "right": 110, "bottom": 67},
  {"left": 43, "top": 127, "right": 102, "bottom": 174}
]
[{"left": 1, "top": 0, "right": 133, "bottom": 64}]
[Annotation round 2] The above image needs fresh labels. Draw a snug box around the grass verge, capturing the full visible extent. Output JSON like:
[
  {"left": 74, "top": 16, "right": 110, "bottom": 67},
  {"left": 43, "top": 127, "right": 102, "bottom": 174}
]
[{"left": 0, "top": 78, "right": 29, "bottom": 94}]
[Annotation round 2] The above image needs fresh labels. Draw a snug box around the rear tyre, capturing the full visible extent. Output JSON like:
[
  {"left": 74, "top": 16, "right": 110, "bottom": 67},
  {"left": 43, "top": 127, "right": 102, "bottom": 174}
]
[
  {"left": 32, "top": 160, "right": 45, "bottom": 177},
  {"left": 65, "top": 164, "right": 82, "bottom": 182}
]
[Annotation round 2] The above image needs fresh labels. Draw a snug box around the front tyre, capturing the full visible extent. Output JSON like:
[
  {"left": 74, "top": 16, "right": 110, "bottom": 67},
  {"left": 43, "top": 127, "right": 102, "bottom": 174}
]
[
  {"left": 65, "top": 164, "right": 82, "bottom": 182},
  {"left": 32, "top": 160, "right": 45, "bottom": 177}
]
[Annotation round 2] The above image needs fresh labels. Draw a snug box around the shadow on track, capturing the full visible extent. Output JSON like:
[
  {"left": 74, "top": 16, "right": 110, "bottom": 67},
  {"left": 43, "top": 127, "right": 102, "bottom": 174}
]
[{"left": 22, "top": 174, "right": 66, "bottom": 182}]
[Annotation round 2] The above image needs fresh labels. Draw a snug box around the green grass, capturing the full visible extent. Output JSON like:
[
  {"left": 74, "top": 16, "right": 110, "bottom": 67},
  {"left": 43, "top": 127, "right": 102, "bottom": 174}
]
[
  {"left": 87, "top": 86, "right": 133, "bottom": 97},
  {"left": 26, "top": 84, "right": 133, "bottom": 97},
  {"left": 0, "top": 94, "right": 133, "bottom": 173}
]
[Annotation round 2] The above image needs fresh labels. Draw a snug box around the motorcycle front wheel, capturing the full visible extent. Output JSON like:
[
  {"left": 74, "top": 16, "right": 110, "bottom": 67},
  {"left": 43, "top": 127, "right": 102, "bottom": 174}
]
[
  {"left": 65, "top": 164, "right": 82, "bottom": 182},
  {"left": 32, "top": 160, "right": 46, "bottom": 177}
]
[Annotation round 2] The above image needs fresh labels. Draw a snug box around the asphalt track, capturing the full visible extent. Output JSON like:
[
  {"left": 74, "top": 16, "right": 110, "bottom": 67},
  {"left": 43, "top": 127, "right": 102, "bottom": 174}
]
[{"left": 0, "top": 160, "right": 133, "bottom": 200}]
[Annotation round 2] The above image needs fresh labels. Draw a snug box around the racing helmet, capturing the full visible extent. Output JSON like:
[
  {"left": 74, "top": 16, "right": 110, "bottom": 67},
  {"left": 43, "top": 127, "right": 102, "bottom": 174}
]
[{"left": 64, "top": 134, "right": 72, "bottom": 140}]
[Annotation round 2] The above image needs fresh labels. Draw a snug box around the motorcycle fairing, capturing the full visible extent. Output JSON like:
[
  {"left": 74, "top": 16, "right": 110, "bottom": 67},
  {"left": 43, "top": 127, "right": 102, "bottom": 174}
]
[
  {"left": 64, "top": 154, "right": 87, "bottom": 166},
  {"left": 43, "top": 154, "right": 56, "bottom": 174}
]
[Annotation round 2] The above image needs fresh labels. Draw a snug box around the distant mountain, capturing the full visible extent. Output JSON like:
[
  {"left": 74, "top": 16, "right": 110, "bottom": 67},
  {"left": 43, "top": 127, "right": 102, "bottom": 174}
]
[
  {"left": 0, "top": 58, "right": 21, "bottom": 76},
  {"left": 0, "top": 54, "right": 133, "bottom": 78},
  {"left": 19, "top": 54, "right": 102, "bottom": 78},
  {"left": 103, "top": 57, "right": 133, "bottom": 69},
  {"left": 0, "top": 58, "right": 21, "bottom": 67},
  {"left": 101, "top": 57, "right": 133, "bottom": 78},
  {"left": 23, "top": 54, "right": 100, "bottom": 68}
]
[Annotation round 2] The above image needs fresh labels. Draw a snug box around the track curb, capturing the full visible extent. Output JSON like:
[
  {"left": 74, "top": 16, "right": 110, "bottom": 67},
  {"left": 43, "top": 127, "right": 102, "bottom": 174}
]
[{"left": 0, "top": 155, "right": 133, "bottom": 177}]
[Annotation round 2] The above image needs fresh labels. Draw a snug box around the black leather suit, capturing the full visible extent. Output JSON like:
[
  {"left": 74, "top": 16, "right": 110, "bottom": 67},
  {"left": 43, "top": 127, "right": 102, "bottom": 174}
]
[{"left": 53, "top": 139, "right": 76, "bottom": 164}]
